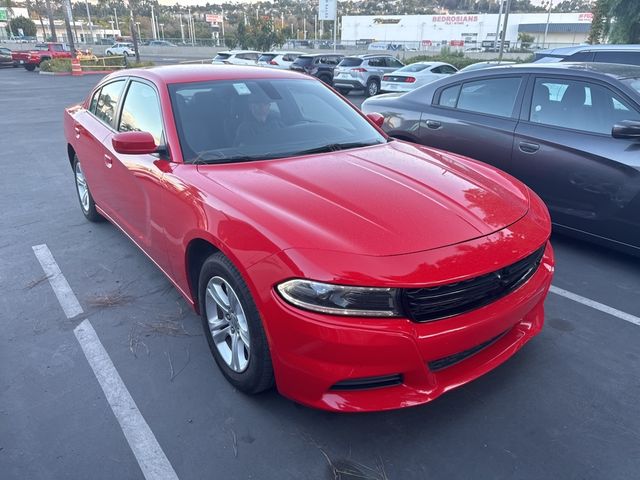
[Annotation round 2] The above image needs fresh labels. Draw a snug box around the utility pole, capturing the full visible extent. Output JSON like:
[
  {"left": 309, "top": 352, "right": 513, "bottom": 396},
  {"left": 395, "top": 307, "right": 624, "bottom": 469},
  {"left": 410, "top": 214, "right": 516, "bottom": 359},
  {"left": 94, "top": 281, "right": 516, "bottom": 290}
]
[
  {"left": 221, "top": 8, "right": 225, "bottom": 43},
  {"left": 151, "top": 4, "right": 157, "bottom": 39},
  {"left": 84, "top": 0, "right": 94, "bottom": 43},
  {"left": 180, "top": 14, "right": 185, "bottom": 44},
  {"left": 498, "top": 0, "right": 511, "bottom": 61},
  {"left": 114, "top": 7, "right": 119, "bottom": 32},
  {"left": 543, "top": 0, "right": 553, "bottom": 48},
  {"left": 333, "top": 5, "right": 337, "bottom": 52},
  {"left": 494, "top": 0, "right": 504, "bottom": 51}
]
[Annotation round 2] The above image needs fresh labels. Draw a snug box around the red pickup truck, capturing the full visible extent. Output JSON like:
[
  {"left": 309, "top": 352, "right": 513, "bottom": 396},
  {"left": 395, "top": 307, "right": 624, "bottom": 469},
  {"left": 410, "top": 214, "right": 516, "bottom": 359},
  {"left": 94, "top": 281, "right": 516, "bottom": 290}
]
[{"left": 13, "top": 43, "right": 73, "bottom": 71}]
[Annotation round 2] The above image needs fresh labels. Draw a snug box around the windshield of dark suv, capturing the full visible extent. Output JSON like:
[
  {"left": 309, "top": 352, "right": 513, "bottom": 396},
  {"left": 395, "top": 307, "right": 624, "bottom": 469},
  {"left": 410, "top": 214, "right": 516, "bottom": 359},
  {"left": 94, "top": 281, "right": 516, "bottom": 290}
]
[
  {"left": 169, "top": 78, "right": 386, "bottom": 164},
  {"left": 292, "top": 56, "right": 313, "bottom": 66}
]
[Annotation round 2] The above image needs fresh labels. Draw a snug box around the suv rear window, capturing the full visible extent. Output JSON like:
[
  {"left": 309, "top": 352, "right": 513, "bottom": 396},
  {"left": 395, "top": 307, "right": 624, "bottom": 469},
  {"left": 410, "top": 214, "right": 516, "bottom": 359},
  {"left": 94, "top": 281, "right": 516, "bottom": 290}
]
[
  {"left": 214, "top": 53, "right": 231, "bottom": 60},
  {"left": 259, "top": 54, "right": 277, "bottom": 62},
  {"left": 293, "top": 56, "right": 313, "bottom": 66},
  {"left": 339, "top": 58, "right": 363, "bottom": 67}
]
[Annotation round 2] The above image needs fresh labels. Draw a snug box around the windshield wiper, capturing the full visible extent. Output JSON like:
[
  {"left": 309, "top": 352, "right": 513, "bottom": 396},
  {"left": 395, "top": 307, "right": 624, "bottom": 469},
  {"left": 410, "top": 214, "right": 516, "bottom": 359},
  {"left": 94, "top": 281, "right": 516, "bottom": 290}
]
[{"left": 292, "top": 141, "right": 384, "bottom": 156}]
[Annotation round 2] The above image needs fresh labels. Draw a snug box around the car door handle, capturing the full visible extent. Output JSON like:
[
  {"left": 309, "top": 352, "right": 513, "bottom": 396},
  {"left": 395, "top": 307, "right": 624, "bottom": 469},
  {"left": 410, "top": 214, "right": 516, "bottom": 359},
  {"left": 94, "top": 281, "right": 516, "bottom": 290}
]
[
  {"left": 104, "top": 154, "right": 113, "bottom": 168},
  {"left": 519, "top": 141, "right": 540, "bottom": 153},
  {"left": 425, "top": 120, "right": 442, "bottom": 130}
]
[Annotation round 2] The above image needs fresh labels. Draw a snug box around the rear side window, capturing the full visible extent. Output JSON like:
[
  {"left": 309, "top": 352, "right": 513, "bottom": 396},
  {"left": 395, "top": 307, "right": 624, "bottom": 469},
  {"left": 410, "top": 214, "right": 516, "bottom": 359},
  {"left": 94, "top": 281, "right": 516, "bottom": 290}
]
[
  {"left": 434, "top": 65, "right": 457, "bottom": 74},
  {"left": 456, "top": 77, "right": 522, "bottom": 117},
  {"left": 94, "top": 80, "right": 126, "bottom": 126},
  {"left": 339, "top": 57, "right": 363, "bottom": 67},
  {"left": 259, "top": 54, "right": 276, "bottom": 62},
  {"left": 118, "top": 81, "right": 164, "bottom": 145},
  {"left": 385, "top": 58, "right": 404, "bottom": 68},
  {"left": 294, "top": 56, "right": 313, "bottom": 65},
  {"left": 367, "top": 57, "right": 384, "bottom": 67},
  {"left": 565, "top": 51, "right": 593, "bottom": 62},
  {"left": 593, "top": 51, "right": 640, "bottom": 66},
  {"left": 214, "top": 53, "right": 231, "bottom": 60},
  {"left": 282, "top": 53, "right": 299, "bottom": 62},
  {"left": 438, "top": 84, "right": 461, "bottom": 108}
]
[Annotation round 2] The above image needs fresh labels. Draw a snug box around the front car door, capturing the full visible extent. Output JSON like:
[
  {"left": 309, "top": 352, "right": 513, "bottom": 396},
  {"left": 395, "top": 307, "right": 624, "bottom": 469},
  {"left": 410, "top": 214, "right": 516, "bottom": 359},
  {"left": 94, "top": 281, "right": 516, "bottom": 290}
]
[
  {"left": 420, "top": 74, "right": 527, "bottom": 172},
  {"left": 106, "top": 79, "right": 172, "bottom": 263},
  {"left": 511, "top": 74, "right": 640, "bottom": 248}
]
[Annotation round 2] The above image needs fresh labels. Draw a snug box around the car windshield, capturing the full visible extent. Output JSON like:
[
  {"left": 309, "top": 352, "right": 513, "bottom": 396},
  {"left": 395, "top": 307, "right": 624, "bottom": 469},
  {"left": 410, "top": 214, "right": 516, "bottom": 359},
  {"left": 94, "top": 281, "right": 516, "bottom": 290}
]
[
  {"left": 398, "top": 64, "right": 430, "bottom": 73},
  {"left": 622, "top": 77, "right": 640, "bottom": 94},
  {"left": 34, "top": 44, "right": 49, "bottom": 51},
  {"left": 259, "top": 54, "right": 277, "bottom": 62},
  {"left": 169, "top": 78, "right": 387, "bottom": 164}
]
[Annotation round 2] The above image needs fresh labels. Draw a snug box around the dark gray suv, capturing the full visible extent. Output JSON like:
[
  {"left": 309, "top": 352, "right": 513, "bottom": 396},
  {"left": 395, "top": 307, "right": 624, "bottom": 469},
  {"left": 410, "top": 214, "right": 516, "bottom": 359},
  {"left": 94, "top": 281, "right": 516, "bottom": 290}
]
[
  {"left": 362, "top": 63, "right": 640, "bottom": 255},
  {"left": 333, "top": 54, "right": 405, "bottom": 96}
]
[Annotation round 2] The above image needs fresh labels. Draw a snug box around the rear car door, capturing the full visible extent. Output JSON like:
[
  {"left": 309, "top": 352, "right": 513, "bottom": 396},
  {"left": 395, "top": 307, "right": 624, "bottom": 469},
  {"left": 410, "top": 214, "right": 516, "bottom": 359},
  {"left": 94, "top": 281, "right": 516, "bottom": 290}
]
[
  {"left": 75, "top": 79, "right": 127, "bottom": 216},
  {"left": 421, "top": 74, "right": 526, "bottom": 172},
  {"left": 511, "top": 75, "right": 640, "bottom": 246},
  {"left": 105, "top": 79, "right": 172, "bottom": 262}
]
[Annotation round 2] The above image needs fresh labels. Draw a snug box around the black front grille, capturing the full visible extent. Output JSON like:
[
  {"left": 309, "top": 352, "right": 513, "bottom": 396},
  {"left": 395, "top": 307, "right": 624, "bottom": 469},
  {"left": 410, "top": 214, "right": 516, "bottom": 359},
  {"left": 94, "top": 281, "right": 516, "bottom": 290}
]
[
  {"left": 330, "top": 374, "right": 403, "bottom": 391},
  {"left": 402, "top": 245, "right": 545, "bottom": 322},
  {"left": 428, "top": 331, "right": 507, "bottom": 371}
]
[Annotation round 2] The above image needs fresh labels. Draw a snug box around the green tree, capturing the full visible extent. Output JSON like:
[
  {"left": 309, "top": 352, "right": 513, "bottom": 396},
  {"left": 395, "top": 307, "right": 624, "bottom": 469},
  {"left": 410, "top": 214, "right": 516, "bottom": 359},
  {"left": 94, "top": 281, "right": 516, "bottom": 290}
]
[
  {"left": 587, "top": 0, "right": 609, "bottom": 44},
  {"left": 6, "top": 15, "right": 37, "bottom": 37},
  {"left": 518, "top": 32, "right": 535, "bottom": 47},
  {"left": 606, "top": 0, "right": 640, "bottom": 43}
]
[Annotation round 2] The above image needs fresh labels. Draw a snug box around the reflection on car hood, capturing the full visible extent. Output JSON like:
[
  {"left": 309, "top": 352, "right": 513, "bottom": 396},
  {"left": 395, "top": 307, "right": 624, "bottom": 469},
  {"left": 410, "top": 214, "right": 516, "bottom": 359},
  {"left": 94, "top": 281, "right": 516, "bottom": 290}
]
[{"left": 196, "top": 141, "right": 530, "bottom": 256}]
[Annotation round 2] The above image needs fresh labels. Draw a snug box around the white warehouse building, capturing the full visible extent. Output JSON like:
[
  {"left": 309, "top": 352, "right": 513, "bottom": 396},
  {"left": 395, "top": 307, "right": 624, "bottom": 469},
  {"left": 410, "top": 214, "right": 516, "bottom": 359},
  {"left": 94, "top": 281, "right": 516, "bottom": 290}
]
[{"left": 341, "top": 12, "right": 594, "bottom": 49}]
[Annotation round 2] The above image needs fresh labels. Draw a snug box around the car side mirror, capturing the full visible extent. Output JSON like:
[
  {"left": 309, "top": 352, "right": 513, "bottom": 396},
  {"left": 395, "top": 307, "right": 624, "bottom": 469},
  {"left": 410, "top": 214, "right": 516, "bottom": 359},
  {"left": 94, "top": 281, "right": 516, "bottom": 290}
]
[
  {"left": 112, "top": 131, "right": 157, "bottom": 155},
  {"left": 612, "top": 120, "right": 640, "bottom": 140},
  {"left": 366, "top": 112, "right": 385, "bottom": 128}
]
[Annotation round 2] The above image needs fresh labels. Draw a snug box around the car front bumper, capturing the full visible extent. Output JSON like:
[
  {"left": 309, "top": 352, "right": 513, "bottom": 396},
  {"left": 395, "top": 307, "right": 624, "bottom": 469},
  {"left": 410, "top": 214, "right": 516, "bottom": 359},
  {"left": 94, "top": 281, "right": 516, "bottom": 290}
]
[{"left": 246, "top": 204, "right": 554, "bottom": 412}]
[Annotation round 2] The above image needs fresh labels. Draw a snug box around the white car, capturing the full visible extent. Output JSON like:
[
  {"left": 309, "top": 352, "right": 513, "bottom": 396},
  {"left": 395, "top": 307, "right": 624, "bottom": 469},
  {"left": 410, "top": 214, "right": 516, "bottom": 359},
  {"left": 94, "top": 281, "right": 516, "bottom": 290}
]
[
  {"left": 257, "top": 51, "right": 303, "bottom": 69},
  {"left": 212, "top": 50, "right": 261, "bottom": 66},
  {"left": 105, "top": 42, "right": 135, "bottom": 57},
  {"left": 380, "top": 62, "right": 458, "bottom": 93}
]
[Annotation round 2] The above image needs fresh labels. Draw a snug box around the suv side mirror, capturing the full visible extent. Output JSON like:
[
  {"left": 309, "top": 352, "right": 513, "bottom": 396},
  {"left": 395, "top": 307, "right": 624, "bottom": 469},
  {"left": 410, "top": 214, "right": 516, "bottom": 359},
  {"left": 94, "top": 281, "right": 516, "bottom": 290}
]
[
  {"left": 612, "top": 120, "right": 640, "bottom": 140},
  {"left": 112, "top": 131, "right": 157, "bottom": 155}
]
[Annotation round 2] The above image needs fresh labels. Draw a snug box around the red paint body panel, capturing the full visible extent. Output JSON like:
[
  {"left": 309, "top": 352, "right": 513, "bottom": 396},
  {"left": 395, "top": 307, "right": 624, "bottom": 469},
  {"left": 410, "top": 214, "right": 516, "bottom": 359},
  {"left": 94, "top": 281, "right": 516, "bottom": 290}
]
[{"left": 64, "top": 65, "right": 554, "bottom": 412}]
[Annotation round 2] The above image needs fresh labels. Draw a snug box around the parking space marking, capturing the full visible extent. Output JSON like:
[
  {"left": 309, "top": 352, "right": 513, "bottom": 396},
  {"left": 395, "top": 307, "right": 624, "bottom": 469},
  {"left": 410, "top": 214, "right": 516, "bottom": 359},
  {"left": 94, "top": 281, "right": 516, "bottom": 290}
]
[
  {"left": 550, "top": 285, "right": 640, "bottom": 327},
  {"left": 32, "top": 244, "right": 180, "bottom": 480},
  {"left": 74, "top": 320, "right": 180, "bottom": 480},
  {"left": 32, "top": 244, "right": 83, "bottom": 318}
]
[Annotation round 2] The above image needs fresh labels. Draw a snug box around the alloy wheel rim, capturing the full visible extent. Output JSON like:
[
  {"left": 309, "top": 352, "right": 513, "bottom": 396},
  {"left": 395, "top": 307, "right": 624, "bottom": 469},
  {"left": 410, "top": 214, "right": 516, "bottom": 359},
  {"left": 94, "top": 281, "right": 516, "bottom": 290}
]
[
  {"left": 205, "top": 276, "right": 250, "bottom": 373},
  {"left": 369, "top": 83, "right": 378, "bottom": 95},
  {"left": 75, "top": 162, "right": 90, "bottom": 213}
]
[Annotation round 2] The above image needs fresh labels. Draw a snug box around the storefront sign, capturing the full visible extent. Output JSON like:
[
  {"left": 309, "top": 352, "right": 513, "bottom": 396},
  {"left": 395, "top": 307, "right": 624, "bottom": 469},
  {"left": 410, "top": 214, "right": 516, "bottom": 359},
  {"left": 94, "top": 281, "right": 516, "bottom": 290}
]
[{"left": 432, "top": 15, "right": 479, "bottom": 25}]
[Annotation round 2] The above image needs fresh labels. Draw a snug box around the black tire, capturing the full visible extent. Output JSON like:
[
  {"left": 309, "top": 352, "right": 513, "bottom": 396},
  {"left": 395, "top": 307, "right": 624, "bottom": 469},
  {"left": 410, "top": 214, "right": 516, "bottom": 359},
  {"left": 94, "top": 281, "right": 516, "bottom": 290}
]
[
  {"left": 24, "top": 64, "right": 36, "bottom": 71},
  {"left": 199, "top": 252, "right": 274, "bottom": 394},
  {"left": 72, "top": 155, "right": 103, "bottom": 222},
  {"left": 366, "top": 78, "right": 380, "bottom": 97},
  {"left": 318, "top": 74, "right": 332, "bottom": 86},
  {"left": 337, "top": 87, "right": 351, "bottom": 96}
]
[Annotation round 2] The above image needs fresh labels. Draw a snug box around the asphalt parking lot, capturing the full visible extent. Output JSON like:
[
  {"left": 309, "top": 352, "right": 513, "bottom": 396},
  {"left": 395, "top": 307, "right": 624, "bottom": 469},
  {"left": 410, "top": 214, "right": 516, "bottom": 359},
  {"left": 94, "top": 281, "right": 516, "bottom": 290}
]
[{"left": 1, "top": 67, "right": 639, "bottom": 480}]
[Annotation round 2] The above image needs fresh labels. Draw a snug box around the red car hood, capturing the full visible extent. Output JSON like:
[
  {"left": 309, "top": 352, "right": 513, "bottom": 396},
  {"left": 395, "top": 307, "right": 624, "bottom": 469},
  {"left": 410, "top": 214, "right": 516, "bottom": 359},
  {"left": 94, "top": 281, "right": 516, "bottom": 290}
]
[{"left": 196, "top": 141, "right": 530, "bottom": 256}]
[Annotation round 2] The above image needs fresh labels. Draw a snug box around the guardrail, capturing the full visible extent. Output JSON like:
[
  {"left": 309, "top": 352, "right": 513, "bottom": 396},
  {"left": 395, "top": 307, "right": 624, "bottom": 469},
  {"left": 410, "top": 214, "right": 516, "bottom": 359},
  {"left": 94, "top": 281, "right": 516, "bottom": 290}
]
[{"left": 80, "top": 55, "right": 126, "bottom": 71}]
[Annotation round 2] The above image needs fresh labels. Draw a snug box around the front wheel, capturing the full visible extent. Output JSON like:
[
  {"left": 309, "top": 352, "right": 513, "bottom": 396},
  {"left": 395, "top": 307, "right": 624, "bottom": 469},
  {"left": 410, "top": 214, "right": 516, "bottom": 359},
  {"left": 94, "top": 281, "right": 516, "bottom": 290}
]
[
  {"left": 199, "top": 252, "right": 274, "bottom": 394},
  {"left": 73, "top": 155, "right": 103, "bottom": 222},
  {"left": 24, "top": 64, "right": 36, "bottom": 71}
]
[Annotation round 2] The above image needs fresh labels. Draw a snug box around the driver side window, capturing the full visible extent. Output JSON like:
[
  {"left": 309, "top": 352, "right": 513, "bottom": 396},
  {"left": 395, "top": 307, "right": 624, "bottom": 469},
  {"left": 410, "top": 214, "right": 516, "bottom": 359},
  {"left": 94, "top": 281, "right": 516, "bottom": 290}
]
[{"left": 118, "top": 81, "right": 164, "bottom": 146}]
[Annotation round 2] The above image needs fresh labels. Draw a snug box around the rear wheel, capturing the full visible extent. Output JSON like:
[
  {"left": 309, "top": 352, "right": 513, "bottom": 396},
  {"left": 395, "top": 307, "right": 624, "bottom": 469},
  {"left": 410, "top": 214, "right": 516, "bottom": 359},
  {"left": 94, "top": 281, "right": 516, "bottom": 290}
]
[
  {"left": 366, "top": 78, "right": 380, "bottom": 97},
  {"left": 199, "top": 252, "right": 274, "bottom": 394},
  {"left": 319, "top": 74, "right": 332, "bottom": 85},
  {"left": 73, "top": 155, "right": 103, "bottom": 222},
  {"left": 337, "top": 87, "right": 351, "bottom": 96},
  {"left": 24, "top": 64, "right": 36, "bottom": 71}
]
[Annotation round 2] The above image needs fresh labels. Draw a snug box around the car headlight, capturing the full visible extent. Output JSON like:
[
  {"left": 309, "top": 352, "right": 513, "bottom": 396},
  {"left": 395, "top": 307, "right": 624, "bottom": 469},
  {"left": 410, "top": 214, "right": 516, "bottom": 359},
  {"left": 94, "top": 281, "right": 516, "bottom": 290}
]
[{"left": 277, "top": 279, "right": 401, "bottom": 317}]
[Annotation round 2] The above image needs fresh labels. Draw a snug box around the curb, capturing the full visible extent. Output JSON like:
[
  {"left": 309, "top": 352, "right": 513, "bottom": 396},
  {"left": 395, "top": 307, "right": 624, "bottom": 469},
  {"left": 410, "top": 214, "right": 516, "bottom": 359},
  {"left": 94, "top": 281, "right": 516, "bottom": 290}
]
[
  {"left": 38, "top": 70, "right": 113, "bottom": 76},
  {"left": 39, "top": 71, "right": 71, "bottom": 76}
]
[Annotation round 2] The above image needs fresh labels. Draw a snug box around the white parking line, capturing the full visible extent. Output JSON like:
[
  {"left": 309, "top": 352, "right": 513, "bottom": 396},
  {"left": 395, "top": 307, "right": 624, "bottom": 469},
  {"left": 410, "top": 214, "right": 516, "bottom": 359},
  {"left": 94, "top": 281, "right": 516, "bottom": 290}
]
[
  {"left": 74, "top": 320, "right": 179, "bottom": 480},
  {"left": 550, "top": 285, "right": 640, "bottom": 327},
  {"left": 32, "top": 244, "right": 179, "bottom": 480},
  {"left": 32, "top": 244, "right": 83, "bottom": 318}
]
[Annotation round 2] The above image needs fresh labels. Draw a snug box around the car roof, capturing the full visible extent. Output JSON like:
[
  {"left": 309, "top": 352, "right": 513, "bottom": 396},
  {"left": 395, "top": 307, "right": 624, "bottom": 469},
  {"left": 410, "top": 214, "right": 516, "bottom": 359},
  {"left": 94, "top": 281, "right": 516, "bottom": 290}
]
[
  {"left": 219, "top": 50, "right": 261, "bottom": 55},
  {"left": 472, "top": 62, "right": 640, "bottom": 79},
  {"left": 536, "top": 44, "right": 640, "bottom": 56},
  {"left": 262, "top": 51, "right": 303, "bottom": 55},
  {"left": 298, "top": 53, "right": 343, "bottom": 58},
  {"left": 104, "top": 64, "right": 312, "bottom": 85}
]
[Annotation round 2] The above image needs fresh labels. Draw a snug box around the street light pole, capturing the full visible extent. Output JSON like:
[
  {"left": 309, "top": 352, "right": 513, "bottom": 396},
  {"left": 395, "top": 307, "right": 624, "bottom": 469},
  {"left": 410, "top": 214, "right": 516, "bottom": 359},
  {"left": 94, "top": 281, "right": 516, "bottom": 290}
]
[
  {"left": 494, "top": 0, "right": 504, "bottom": 51},
  {"left": 159, "top": 24, "right": 164, "bottom": 40},
  {"left": 84, "top": 0, "right": 94, "bottom": 43},
  {"left": 543, "top": 0, "right": 553, "bottom": 48},
  {"left": 113, "top": 7, "right": 119, "bottom": 32},
  {"left": 150, "top": 4, "right": 157, "bottom": 40}
]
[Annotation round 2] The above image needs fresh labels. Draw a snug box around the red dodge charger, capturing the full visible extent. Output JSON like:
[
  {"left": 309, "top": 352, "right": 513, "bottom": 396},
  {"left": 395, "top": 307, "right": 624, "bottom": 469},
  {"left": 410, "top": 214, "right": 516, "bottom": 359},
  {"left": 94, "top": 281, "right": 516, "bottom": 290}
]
[{"left": 64, "top": 65, "right": 554, "bottom": 412}]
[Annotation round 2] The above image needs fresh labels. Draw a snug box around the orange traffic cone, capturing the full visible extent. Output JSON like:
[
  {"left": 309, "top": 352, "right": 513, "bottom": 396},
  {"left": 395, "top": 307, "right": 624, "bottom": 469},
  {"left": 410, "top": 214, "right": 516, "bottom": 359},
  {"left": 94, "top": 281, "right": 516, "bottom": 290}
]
[{"left": 71, "top": 57, "right": 82, "bottom": 76}]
